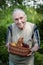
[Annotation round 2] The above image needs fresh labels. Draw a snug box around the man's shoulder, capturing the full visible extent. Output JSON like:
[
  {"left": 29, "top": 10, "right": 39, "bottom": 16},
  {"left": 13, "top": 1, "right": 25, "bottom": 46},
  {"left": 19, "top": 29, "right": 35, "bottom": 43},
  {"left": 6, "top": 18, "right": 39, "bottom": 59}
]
[
  {"left": 9, "top": 23, "right": 15, "bottom": 27},
  {"left": 11, "top": 23, "right": 15, "bottom": 26},
  {"left": 8, "top": 23, "right": 15, "bottom": 29},
  {"left": 26, "top": 22, "right": 35, "bottom": 27}
]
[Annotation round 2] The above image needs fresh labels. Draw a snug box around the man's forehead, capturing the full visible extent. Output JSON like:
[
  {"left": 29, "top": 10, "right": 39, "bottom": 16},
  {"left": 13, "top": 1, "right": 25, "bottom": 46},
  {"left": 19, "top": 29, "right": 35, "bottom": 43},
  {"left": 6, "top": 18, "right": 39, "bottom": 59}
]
[{"left": 14, "top": 11, "right": 24, "bottom": 18}]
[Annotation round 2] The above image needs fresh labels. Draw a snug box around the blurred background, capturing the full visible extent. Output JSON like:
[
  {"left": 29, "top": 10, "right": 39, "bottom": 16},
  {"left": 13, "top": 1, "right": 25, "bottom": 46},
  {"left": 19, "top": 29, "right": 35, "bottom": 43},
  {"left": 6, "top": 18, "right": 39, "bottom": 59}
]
[{"left": 0, "top": 0, "right": 43, "bottom": 65}]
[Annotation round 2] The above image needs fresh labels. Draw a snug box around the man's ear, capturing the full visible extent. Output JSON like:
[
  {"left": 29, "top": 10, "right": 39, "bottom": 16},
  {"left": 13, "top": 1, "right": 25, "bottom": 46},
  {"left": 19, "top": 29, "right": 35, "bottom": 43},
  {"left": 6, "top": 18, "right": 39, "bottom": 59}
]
[{"left": 25, "top": 15, "right": 27, "bottom": 22}]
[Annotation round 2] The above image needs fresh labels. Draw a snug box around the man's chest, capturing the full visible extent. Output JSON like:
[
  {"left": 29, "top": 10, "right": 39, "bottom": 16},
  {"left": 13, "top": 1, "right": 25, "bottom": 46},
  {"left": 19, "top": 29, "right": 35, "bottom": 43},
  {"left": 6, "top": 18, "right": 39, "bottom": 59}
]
[{"left": 12, "top": 26, "right": 33, "bottom": 44}]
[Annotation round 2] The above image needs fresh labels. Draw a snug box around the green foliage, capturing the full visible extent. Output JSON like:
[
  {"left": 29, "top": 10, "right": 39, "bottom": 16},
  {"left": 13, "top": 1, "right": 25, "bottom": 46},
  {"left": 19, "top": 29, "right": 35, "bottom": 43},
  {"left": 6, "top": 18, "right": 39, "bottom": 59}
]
[
  {"left": 0, "top": 0, "right": 23, "bottom": 9},
  {"left": 0, "top": 26, "right": 7, "bottom": 45},
  {"left": 0, "top": 5, "right": 43, "bottom": 65},
  {"left": 0, "top": 0, "right": 7, "bottom": 9},
  {"left": 24, "top": 7, "right": 43, "bottom": 24},
  {"left": 38, "top": 20, "right": 43, "bottom": 40},
  {"left": 15, "top": 0, "right": 23, "bottom": 5},
  {"left": 0, "top": 26, "right": 9, "bottom": 64},
  {"left": 38, "top": 40, "right": 43, "bottom": 54},
  {"left": 36, "top": 5, "right": 43, "bottom": 13},
  {"left": 0, "top": 46, "right": 8, "bottom": 62},
  {"left": 35, "top": 52, "right": 43, "bottom": 65}
]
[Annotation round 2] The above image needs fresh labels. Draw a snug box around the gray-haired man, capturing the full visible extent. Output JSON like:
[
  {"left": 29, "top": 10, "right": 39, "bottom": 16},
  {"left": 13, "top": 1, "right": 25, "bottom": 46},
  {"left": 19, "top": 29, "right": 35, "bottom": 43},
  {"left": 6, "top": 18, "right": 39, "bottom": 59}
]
[{"left": 6, "top": 8, "right": 40, "bottom": 65}]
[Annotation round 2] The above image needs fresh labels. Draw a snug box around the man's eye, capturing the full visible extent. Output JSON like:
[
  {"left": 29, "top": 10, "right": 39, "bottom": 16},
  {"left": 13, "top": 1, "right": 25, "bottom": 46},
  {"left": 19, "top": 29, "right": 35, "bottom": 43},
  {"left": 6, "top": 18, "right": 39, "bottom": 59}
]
[
  {"left": 20, "top": 17, "right": 23, "bottom": 19},
  {"left": 15, "top": 18, "right": 18, "bottom": 21}
]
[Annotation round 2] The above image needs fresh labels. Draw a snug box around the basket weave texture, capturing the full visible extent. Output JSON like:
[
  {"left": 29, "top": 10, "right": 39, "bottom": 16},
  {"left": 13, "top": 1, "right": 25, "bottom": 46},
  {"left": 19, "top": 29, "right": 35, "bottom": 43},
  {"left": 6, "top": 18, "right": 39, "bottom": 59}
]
[{"left": 9, "top": 37, "right": 31, "bottom": 56}]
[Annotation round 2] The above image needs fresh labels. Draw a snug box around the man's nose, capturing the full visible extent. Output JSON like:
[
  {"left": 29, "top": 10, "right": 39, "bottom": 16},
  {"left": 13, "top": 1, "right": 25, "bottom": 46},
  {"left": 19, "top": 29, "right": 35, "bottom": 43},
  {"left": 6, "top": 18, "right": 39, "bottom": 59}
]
[{"left": 18, "top": 19, "right": 21, "bottom": 23}]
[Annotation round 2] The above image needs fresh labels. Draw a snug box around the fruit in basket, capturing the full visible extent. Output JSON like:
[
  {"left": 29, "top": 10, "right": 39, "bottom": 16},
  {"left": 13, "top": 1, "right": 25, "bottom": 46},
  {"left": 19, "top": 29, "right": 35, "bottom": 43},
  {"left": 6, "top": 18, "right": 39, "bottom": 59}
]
[
  {"left": 9, "top": 37, "right": 31, "bottom": 56},
  {"left": 10, "top": 43, "right": 16, "bottom": 46},
  {"left": 16, "top": 37, "right": 23, "bottom": 47}
]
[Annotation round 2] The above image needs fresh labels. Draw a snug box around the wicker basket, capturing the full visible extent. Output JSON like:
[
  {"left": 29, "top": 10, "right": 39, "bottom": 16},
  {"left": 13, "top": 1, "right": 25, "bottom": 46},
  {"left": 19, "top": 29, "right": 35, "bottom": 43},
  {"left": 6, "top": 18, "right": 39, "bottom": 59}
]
[{"left": 9, "top": 43, "right": 31, "bottom": 56}]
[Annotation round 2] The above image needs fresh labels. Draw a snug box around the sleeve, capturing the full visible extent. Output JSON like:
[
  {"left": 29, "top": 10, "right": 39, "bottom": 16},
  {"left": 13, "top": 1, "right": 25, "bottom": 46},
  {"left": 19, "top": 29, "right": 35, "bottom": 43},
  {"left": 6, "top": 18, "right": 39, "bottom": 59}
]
[
  {"left": 32, "top": 25, "right": 40, "bottom": 47},
  {"left": 6, "top": 26, "right": 12, "bottom": 44}
]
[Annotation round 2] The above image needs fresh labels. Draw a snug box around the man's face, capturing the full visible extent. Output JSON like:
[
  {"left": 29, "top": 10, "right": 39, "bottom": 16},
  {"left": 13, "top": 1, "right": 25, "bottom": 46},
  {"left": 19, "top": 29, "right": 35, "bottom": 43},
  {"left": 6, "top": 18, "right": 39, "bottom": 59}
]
[{"left": 14, "top": 11, "right": 26, "bottom": 30}]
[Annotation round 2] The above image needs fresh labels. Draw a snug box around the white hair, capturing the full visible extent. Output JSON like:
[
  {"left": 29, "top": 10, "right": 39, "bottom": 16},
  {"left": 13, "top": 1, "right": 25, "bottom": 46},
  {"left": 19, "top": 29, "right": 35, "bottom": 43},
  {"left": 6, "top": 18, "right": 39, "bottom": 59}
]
[{"left": 12, "top": 8, "right": 27, "bottom": 21}]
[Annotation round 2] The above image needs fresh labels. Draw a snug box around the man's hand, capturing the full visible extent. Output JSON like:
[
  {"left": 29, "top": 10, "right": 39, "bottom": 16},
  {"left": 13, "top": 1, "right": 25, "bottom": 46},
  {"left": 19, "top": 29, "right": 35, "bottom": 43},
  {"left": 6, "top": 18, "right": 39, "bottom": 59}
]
[
  {"left": 27, "top": 44, "right": 39, "bottom": 56},
  {"left": 27, "top": 50, "right": 32, "bottom": 56}
]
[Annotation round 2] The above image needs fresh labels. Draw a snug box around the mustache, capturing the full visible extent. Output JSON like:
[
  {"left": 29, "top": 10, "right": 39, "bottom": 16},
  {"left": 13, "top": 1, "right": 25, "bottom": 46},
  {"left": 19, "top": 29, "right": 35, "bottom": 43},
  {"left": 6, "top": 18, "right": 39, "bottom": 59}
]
[{"left": 16, "top": 21, "right": 25, "bottom": 25}]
